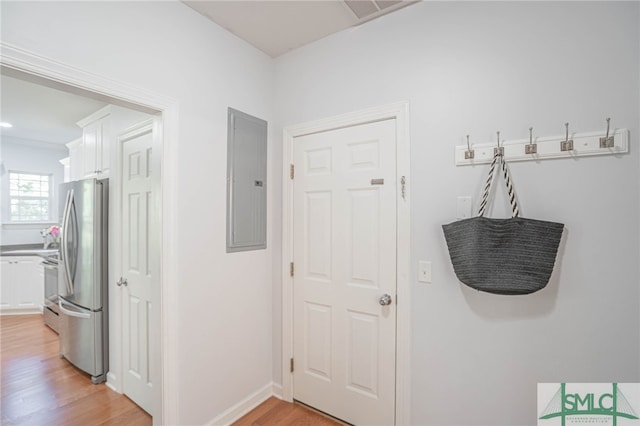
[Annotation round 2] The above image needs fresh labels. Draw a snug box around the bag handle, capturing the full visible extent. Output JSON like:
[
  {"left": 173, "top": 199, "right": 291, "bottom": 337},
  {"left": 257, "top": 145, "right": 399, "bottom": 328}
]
[{"left": 477, "top": 152, "right": 520, "bottom": 218}]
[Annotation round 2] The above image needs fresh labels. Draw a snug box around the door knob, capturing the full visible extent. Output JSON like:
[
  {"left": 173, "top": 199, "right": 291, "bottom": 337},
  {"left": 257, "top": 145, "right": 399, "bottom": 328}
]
[
  {"left": 116, "top": 277, "right": 128, "bottom": 287},
  {"left": 378, "top": 293, "right": 392, "bottom": 306}
]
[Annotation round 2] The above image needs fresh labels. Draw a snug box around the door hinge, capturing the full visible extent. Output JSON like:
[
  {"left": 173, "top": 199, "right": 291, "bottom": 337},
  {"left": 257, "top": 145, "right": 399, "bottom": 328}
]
[
  {"left": 290, "top": 164, "right": 294, "bottom": 180},
  {"left": 290, "top": 358, "right": 294, "bottom": 373},
  {"left": 290, "top": 262, "right": 294, "bottom": 277}
]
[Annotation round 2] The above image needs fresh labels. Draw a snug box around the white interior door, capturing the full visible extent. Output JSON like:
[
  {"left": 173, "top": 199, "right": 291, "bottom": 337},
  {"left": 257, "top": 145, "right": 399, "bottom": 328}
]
[
  {"left": 120, "top": 122, "right": 156, "bottom": 414},
  {"left": 292, "top": 119, "right": 397, "bottom": 425}
]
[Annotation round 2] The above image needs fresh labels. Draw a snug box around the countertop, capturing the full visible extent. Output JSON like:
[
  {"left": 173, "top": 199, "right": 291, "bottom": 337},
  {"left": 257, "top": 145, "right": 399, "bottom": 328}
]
[{"left": 1, "top": 244, "right": 59, "bottom": 258}]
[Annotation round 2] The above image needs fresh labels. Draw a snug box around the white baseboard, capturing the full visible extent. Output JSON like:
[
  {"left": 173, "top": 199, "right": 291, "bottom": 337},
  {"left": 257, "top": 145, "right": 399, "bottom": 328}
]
[
  {"left": 206, "top": 382, "right": 276, "bottom": 426},
  {"left": 105, "top": 372, "right": 120, "bottom": 393},
  {"left": 0, "top": 308, "right": 42, "bottom": 316},
  {"left": 271, "top": 382, "right": 283, "bottom": 400}
]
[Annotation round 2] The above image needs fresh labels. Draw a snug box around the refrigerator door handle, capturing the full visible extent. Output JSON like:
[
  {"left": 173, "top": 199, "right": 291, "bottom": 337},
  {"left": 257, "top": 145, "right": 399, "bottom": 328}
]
[
  {"left": 60, "top": 190, "right": 71, "bottom": 292},
  {"left": 68, "top": 190, "right": 79, "bottom": 285},
  {"left": 60, "top": 189, "right": 71, "bottom": 264},
  {"left": 61, "top": 189, "right": 76, "bottom": 295},
  {"left": 59, "top": 299, "right": 91, "bottom": 319}
]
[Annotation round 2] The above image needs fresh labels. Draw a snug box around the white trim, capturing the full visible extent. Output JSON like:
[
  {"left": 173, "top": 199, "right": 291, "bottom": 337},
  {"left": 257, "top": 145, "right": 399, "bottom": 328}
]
[
  {"left": 76, "top": 105, "right": 112, "bottom": 128},
  {"left": 110, "top": 123, "right": 124, "bottom": 394},
  {"left": 0, "top": 43, "right": 165, "bottom": 112},
  {"left": 66, "top": 138, "right": 82, "bottom": 149},
  {"left": 0, "top": 308, "right": 42, "bottom": 316},
  {"left": 0, "top": 41, "right": 180, "bottom": 425},
  {"left": 106, "top": 372, "right": 120, "bottom": 393},
  {"left": 205, "top": 382, "right": 276, "bottom": 426},
  {"left": 394, "top": 103, "right": 412, "bottom": 426},
  {"left": 1, "top": 136, "right": 70, "bottom": 151},
  {"left": 281, "top": 102, "right": 411, "bottom": 425},
  {"left": 272, "top": 382, "right": 284, "bottom": 400}
]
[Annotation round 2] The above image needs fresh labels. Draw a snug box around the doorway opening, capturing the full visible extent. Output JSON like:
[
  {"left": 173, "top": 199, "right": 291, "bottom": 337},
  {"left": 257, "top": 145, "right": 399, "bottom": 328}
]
[{"left": 1, "top": 43, "right": 179, "bottom": 424}]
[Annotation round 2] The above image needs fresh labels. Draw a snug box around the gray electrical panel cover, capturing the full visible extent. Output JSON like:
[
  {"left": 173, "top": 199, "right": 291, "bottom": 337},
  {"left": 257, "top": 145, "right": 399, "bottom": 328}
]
[{"left": 226, "top": 108, "right": 267, "bottom": 252}]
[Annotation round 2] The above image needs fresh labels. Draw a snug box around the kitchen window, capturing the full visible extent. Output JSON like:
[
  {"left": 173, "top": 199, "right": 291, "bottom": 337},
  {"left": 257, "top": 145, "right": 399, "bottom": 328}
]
[{"left": 8, "top": 171, "right": 53, "bottom": 222}]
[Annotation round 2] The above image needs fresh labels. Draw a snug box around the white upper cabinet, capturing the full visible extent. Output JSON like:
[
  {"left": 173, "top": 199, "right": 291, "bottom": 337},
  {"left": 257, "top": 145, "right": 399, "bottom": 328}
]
[
  {"left": 66, "top": 105, "right": 153, "bottom": 182},
  {"left": 65, "top": 138, "right": 83, "bottom": 181},
  {"left": 59, "top": 157, "right": 71, "bottom": 182},
  {"left": 77, "top": 106, "right": 111, "bottom": 179}
]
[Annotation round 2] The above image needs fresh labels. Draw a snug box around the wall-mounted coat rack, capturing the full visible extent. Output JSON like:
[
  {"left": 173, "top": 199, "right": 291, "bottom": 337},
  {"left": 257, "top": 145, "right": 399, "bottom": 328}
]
[{"left": 456, "top": 119, "right": 629, "bottom": 166}]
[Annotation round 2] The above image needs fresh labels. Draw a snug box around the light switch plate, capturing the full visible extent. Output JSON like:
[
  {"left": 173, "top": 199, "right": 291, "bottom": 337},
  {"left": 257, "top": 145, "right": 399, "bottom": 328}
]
[{"left": 418, "top": 261, "right": 431, "bottom": 283}]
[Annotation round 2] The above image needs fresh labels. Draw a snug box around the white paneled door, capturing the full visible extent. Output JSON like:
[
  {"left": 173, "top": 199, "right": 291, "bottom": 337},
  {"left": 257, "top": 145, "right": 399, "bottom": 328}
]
[
  {"left": 292, "top": 119, "right": 397, "bottom": 425},
  {"left": 120, "top": 122, "right": 155, "bottom": 414}
]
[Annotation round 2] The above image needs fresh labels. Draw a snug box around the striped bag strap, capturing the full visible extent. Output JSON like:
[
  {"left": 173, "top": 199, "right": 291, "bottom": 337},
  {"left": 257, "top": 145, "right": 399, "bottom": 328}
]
[
  {"left": 478, "top": 152, "right": 520, "bottom": 218},
  {"left": 501, "top": 156, "right": 520, "bottom": 217}
]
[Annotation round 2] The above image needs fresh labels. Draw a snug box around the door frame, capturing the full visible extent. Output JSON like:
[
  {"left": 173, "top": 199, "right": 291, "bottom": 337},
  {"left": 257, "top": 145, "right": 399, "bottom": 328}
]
[
  {"left": 281, "top": 102, "right": 411, "bottom": 425},
  {"left": 1, "top": 42, "right": 180, "bottom": 425}
]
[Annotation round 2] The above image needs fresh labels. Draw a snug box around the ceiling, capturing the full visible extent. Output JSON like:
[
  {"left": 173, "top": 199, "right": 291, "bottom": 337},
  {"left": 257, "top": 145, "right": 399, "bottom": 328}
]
[
  {"left": 0, "top": 1, "right": 417, "bottom": 148},
  {"left": 0, "top": 73, "right": 108, "bottom": 146},
  {"left": 183, "top": 0, "right": 418, "bottom": 58}
]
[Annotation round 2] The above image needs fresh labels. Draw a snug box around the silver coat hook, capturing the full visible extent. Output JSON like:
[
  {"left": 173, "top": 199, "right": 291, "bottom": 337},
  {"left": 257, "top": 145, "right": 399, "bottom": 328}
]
[
  {"left": 494, "top": 131, "right": 504, "bottom": 157},
  {"left": 525, "top": 126, "right": 537, "bottom": 154},
  {"left": 561, "top": 122, "right": 574, "bottom": 152},
  {"left": 465, "top": 135, "right": 475, "bottom": 159},
  {"left": 600, "top": 117, "right": 614, "bottom": 148}
]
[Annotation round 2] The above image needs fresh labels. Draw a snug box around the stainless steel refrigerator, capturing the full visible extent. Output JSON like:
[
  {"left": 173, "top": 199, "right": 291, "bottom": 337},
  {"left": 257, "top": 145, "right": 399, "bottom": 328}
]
[{"left": 58, "top": 178, "right": 109, "bottom": 384}]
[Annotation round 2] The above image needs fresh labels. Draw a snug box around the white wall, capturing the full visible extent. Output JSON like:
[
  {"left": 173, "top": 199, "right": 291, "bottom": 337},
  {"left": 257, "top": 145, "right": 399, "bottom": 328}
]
[
  {"left": 1, "top": 2, "right": 274, "bottom": 424},
  {"left": 0, "top": 137, "right": 66, "bottom": 245},
  {"left": 273, "top": 2, "right": 640, "bottom": 425}
]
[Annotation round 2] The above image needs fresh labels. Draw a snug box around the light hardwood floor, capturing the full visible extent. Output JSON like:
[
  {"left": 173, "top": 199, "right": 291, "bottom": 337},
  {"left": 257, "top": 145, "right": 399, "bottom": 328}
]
[
  {"left": 0, "top": 314, "right": 150, "bottom": 426},
  {"left": 233, "top": 397, "right": 342, "bottom": 426},
  {"left": 1, "top": 315, "right": 341, "bottom": 426}
]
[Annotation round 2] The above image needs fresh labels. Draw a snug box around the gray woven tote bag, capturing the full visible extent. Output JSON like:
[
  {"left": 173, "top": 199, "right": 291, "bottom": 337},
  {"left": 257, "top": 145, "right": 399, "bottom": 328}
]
[{"left": 442, "top": 153, "right": 564, "bottom": 295}]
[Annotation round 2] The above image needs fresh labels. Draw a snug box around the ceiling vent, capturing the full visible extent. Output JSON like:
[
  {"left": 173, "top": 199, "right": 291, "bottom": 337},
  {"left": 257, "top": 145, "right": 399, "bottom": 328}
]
[{"left": 344, "top": 0, "right": 412, "bottom": 22}]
